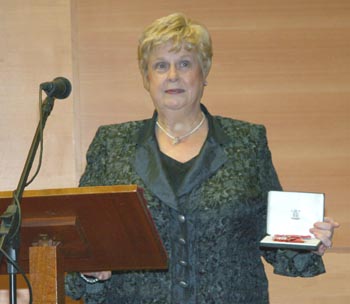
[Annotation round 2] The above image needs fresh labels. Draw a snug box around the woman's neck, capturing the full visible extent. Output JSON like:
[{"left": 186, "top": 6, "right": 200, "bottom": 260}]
[
  {"left": 156, "top": 107, "right": 204, "bottom": 136},
  {"left": 155, "top": 114, "right": 208, "bottom": 162}
]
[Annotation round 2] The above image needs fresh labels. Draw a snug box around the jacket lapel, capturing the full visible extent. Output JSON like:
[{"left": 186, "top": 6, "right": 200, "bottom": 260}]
[{"left": 134, "top": 105, "right": 230, "bottom": 210}]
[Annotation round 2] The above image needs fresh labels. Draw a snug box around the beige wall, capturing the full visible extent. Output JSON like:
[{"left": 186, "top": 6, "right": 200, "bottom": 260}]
[{"left": 0, "top": 0, "right": 349, "bottom": 303}]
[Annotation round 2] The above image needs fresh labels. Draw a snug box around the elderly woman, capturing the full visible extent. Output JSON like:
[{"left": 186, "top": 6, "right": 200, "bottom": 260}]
[{"left": 65, "top": 13, "right": 339, "bottom": 303}]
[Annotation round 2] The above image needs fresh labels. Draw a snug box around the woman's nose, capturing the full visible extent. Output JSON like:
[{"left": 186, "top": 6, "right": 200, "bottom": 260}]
[{"left": 167, "top": 65, "right": 178, "bottom": 81}]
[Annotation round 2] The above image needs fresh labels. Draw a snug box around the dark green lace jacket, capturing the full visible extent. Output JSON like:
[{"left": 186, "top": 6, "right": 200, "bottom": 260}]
[{"left": 65, "top": 106, "right": 325, "bottom": 303}]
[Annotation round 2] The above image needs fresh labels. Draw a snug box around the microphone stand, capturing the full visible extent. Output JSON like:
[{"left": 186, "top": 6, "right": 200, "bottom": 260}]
[{"left": 0, "top": 96, "right": 56, "bottom": 304}]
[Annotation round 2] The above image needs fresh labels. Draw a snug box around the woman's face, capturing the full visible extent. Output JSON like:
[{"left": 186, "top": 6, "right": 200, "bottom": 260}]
[{"left": 145, "top": 42, "right": 205, "bottom": 114}]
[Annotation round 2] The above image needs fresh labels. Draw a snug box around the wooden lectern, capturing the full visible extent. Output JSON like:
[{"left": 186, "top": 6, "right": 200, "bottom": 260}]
[{"left": 0, "top": 185, "right": 168, "bottom": 303}]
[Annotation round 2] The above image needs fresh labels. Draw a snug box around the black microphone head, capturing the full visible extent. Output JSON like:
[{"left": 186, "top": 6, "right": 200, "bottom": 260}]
[
  {"left": 41, "top": 77, "right": 72, "bottom": 99},
  {"left": 52, "top": 77, "right": 72, "bottom": 99}
]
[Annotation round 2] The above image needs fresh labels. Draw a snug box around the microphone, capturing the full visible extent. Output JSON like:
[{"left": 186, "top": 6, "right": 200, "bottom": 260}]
[{"left": 40, "top": 77, "right": 72, "bottom": 99}]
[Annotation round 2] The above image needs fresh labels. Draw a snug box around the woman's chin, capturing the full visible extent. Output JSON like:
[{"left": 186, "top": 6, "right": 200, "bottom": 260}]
[{"left": 158, "top": 100, "right": 188, "bottom": 111}]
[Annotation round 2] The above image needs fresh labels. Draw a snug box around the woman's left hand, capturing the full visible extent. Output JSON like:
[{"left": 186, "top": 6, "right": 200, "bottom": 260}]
[{"left": 310, "top": 217, "right": 340, "bottom": 255}]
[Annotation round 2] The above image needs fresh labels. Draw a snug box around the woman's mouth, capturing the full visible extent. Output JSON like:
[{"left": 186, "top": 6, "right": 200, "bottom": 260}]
[{"left": 165, "top": 89, "right": 185, "bottom": 94}]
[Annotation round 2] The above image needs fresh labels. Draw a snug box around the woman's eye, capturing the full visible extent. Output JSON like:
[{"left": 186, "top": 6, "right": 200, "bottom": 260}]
[
  {"left": 154, "top": 62, "right": 168, "bottom": 71},
  {"left": 179, "top": 60, "right": 191, "bottom": 68}
]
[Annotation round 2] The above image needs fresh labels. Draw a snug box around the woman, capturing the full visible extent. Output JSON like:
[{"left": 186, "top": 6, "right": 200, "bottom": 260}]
[{"left": 65, "top": 13, "right": 339, "bottom": 303}]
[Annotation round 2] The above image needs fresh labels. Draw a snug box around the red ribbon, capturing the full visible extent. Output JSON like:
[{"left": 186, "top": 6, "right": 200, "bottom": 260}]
[{"left": 273, "top": 234, "right": 312, "bottom": 243}]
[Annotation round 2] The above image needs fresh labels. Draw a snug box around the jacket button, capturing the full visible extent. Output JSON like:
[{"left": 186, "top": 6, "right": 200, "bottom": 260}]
[
  {"left": 179, "top": 281, "right": 188, "bottom": 288},
  {"left": 178, "top": 238, "right": 186, "bottom": 245},
  {"left": 179, "top": 260, "right": 188, "bottom": 267},
  {"left": 178, "top": 214, "right": 186, "bottom": 223}
]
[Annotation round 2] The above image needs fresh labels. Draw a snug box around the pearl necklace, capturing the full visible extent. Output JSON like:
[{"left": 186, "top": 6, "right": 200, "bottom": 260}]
[{"left": 156, "top": 112, "right": 206, "bottom": 145}]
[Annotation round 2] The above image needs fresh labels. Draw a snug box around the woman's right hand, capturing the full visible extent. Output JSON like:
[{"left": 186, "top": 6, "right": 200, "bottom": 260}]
[{"left": 81, "top": 271, "right": 112, "bottom": 281}]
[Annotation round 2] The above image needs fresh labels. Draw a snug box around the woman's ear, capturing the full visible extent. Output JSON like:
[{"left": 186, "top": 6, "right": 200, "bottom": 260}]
[{"left": 143, "top": 74, "right": 150, "bottom": 91}]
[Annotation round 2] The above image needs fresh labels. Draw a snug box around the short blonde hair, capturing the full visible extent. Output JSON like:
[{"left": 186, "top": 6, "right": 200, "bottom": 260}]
[{"left": 138, "top": 13, "right": 213, "bottom": 79}]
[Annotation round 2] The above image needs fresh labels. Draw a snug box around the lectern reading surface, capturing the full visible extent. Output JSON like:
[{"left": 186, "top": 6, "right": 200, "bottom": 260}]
[{"left": 0, "top": 185, "right": 168, "bottom": 274}]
